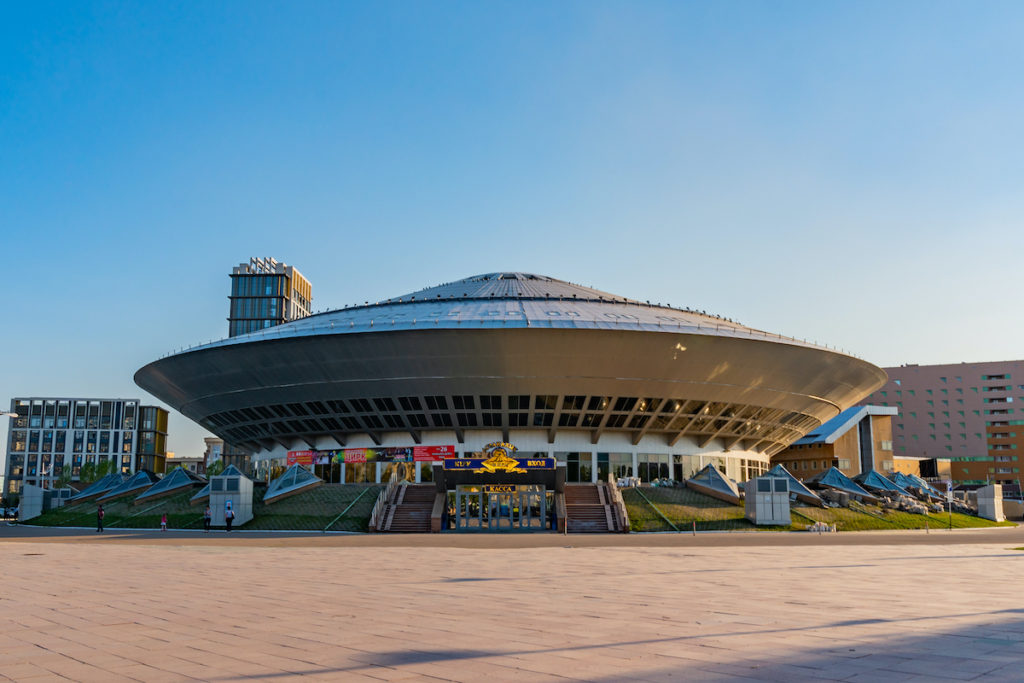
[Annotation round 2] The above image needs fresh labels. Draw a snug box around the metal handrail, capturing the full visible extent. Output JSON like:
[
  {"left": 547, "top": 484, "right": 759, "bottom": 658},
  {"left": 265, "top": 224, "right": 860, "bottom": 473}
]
[
  {"left": 323, "top": 485, "right": 373, "bottom": 533},
  {"left": 606, "top": 473, "right": 631, "bottom": 533},
  {"left": 368, "top": 464, "right": 402, "bottom": 531}
]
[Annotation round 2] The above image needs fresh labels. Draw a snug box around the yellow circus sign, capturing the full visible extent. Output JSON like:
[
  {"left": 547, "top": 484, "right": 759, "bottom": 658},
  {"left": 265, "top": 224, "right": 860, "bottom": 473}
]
[{"left": 441, "top": 442, "right": 556, "bottom": 472}]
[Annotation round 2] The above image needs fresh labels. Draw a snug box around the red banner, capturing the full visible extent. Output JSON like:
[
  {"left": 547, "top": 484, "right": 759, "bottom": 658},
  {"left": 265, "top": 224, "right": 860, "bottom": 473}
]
[
  {"left": 413, "top": 445, "right": 456, "bottom": 461},
  {"left": 287, "top": 450, "right": 315, "bottom": 466},
  {"left": 342, "top": 448, "right": 367, "bottom": 463}
]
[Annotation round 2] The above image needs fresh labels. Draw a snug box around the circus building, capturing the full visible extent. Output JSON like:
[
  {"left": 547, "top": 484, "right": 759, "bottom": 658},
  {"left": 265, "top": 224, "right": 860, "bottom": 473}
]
[{"left": 135, "top": 271, "right": 886, "bottom": 531}]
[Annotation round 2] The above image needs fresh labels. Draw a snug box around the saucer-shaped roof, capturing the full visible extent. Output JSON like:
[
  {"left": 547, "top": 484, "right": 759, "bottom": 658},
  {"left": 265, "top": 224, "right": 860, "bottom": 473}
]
[
  {"left": 136, "top": 272, "right": 887, "bottom": 458},
  {"left": 182, "top": 273, "right": 820, "bottom": 350}
]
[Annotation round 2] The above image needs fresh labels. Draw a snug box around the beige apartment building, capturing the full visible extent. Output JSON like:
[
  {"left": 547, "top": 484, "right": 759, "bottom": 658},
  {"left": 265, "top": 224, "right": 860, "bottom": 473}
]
[{"left": 860, "top": 361, "right": 1024, "bottom": 491}]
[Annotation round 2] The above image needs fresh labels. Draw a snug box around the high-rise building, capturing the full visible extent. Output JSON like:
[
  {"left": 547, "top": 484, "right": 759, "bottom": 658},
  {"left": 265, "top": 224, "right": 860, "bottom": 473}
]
[
  {"left": 227, "top": 257, "right": 312, "bottom": 337},
  {"left": 3, "top": 398, "right": 170, "bottom": 496},
  {"left": 136, "top": 405, "right": 169, "bottom": 474},
  {"left": 860, "top": 361, "right": 1024, "bottom": 490}
]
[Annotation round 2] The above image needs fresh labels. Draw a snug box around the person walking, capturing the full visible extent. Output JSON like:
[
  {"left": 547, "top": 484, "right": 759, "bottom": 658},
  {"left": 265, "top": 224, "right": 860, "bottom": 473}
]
[
  {"left": 203, "top": 505, "right": 212, "bottom": 533},
  {"left": 224, "top": 505, "right": 234, "bottom": 532},
  {"left": 96, "top": 504, "right": 104, "bottom": 533},
  {"left": 160, "top": 513, "right": 168, "bottom": 532}
]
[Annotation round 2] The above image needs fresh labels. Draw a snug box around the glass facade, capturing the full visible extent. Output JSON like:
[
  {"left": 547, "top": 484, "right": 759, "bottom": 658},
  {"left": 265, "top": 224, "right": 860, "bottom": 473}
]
[
  {"left": 227, "top": 259, "right": 312, "bottom": 337},
  {"left": 3, "top": 398, "right": 160, "bottom": 495}
]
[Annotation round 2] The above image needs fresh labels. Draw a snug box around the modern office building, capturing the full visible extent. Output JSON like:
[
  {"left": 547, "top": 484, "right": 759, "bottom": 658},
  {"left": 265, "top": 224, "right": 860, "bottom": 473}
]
[
  {"left": 228, "top": 257, "right": 312, "bottom": 337},
  {"left": 861, "top": 361, "right": 1024, "bottom": 489},
  {"left": 771, "top": 405, "right": 897, "bottom": 479},
  {"left": 3, "top": 398, "right": 170, "bottom": 496},
  {"left": 137, "top": 271, "right": 886, "bottom": 524}
]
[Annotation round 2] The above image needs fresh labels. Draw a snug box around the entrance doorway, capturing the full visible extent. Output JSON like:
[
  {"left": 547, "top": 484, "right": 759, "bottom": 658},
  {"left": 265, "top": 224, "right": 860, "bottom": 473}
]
[{"left": 452, "top": 484, "right": 548, "bottom": 531}]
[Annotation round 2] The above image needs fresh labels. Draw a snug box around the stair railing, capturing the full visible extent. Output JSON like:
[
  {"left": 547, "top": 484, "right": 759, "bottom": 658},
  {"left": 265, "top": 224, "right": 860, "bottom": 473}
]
[
  {"left": 368, "top": 466, "right": 402, "bottom": 531},
  {"left": 607, "top": 473, "right": 631, "bottom": 533}
]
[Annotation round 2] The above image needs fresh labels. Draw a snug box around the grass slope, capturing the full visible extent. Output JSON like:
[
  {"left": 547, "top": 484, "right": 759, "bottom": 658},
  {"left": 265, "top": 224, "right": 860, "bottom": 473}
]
[
  {"left": 243, "top": 483, "right": 381, "bottom": 532},
  {"left": 622, "top": 485, "right": 1014, "bottom": 532},
  {"left": 25, "top": 483, "right": 383, "bottom": 533}
]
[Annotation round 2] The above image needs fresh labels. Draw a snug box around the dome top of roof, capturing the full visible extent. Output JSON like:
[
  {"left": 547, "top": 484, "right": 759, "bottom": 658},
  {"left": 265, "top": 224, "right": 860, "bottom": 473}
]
[
  {"left": 381, "top": 273, "right": 644, "bottom": 305},
  {"left": 169, "top": 272, "right": 850, "bottom": 358}
]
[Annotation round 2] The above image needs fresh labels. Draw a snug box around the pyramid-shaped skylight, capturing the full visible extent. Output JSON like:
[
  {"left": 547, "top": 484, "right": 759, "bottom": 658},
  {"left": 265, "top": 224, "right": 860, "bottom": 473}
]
[
  {"left": 806, "top": 467, "right": 877, "bottom": 501},
  {"left": 263, "top": 464, "right": 321, "bottom": 504},
  {"left": 854, "top": 469, "right": 911, "bottom": 496},
  {"left": 905, "top": 473, "right": 944, "bottom": 497},
  {"left": 69, "top": 473, "right": 127, "bottom": 502},
  {"left": 890, "top": 472, "right": 943, "bottom": 501},
  {"left": 97, "top": 470, "right": 160, "bottom": 502},
  {"left": 765, "top": 464, "right": 824, "bottom": 507},
  {"left": 685, "top": 464, "right": 741, "bottom": 505},
  {"left": 190, "top": 465, "right": 247, "bottom": 505},
  {"left": 134, "top": 467, "right": 206, "bottom": 503}
]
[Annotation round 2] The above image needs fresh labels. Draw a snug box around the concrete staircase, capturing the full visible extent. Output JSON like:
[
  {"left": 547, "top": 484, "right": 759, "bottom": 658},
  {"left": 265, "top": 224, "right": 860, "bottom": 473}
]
[
  {"left": 381, "top": 484, "right": 435, "bottom": 533},
  {"left": 565, "top": 484, "right": 619, "bottom": 533}
]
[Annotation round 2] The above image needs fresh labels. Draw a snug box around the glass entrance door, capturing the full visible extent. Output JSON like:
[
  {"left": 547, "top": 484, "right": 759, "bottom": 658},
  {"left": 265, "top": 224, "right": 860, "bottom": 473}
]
[
  {"left": 453, "top": 485, "right": 548, "bottom": 531},
  {"left": 455, "top": 486, "right": 484, "bottom": 529},
  {"left": 519, "top": 489, "right": 545, "bottom": 529},
  {"left": 488, "top": 493, "right": 514, "bottom": 529}
]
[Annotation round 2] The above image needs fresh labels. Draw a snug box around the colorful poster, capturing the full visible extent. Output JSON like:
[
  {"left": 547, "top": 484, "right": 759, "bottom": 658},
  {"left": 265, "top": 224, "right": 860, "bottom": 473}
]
[
  {"left": 369, "top": 447, "right": 414, "bottom": 462},
  {"left": 413, "top": 445, "right": 456, "bottom": 461},
  {"left": 286, "top": 450, "right": 315, "bottom": 466},
  {"left": 343, "top": 448, "right": 367, "bottom": 463}
]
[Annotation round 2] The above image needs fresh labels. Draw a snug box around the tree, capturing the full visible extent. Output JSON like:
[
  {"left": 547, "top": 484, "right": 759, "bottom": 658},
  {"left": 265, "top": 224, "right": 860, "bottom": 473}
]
[
  {"left": 95, "top": 460, "right": 114, "bottom": 479},
  {"left": 55, "top": 471, "right": 72, "bottom": 489},
  {"left": 79, "top": 462, "right": 96, "bottom": 484},
  {"left": 206, "top": 460, "right": 225, "bottom": 477}
]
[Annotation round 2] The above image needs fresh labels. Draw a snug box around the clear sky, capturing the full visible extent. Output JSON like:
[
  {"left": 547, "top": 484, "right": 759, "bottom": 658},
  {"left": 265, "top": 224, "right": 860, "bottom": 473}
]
[{"left": 3, "top": 1, "right": 1024, "bottom": 459}]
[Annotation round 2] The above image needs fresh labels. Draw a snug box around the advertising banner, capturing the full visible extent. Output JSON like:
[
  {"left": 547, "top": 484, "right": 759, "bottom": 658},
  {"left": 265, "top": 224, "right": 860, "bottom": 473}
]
[
  {"left": 286, "top": 450, "right": 315, "bottom": 466},
  {"left": 413, "top": 445, "right": 456, "bottom": 461},
  {"left": 324, "top": 446, "right": 457, "bottom": 464},
  {"left": 370, "top": 447, "right": 414, "bottom": 462},
  {"left": 342, "top": 448, "right": 367, "bottom": 463},
  {"left": 443, "top": 458, "right": 555, "bottom": 471}
]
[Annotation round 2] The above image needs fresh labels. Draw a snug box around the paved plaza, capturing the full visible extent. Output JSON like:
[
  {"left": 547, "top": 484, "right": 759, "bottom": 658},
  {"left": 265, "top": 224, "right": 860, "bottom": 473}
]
[{"left": 2, "top": 527, "right": 1024, "bottom": 681}]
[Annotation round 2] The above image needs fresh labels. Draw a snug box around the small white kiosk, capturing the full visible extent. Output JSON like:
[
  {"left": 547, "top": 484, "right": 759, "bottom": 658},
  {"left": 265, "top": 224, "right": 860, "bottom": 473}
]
[
  {"left": 976, "top": 484, "right": 1005, "bottom": 522},
  {"left": 744, "top": 476, "right": 791, "bottom": 526},
  {"left": 208, "top": 469, "right": 254, "bottom": 528}
]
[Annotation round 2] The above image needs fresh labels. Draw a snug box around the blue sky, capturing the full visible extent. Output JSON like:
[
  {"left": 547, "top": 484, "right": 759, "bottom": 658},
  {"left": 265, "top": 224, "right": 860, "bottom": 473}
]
[{"left": 3, "top": 1, "right": 1024, "bottom": 457}]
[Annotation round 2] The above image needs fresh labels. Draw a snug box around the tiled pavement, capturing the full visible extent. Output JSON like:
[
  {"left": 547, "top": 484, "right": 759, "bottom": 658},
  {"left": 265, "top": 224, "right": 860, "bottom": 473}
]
[{"left": 2, "top": 532, "right": 1024, "bottom": 681}]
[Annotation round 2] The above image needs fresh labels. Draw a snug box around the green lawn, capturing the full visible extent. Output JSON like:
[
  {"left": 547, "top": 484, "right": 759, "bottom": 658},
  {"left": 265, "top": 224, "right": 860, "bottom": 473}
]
[
  {"left": 27, "top": 488, "right": 204, "bottom": 529},
  {"left": 25, "top": 483, "right": 383, "bottom": 532},
  {"left": 621, "top": 485, "right": 1014, "bottom": 532},
  {"left": 242, "top": 483, "right": 381, "bottom": 531}
]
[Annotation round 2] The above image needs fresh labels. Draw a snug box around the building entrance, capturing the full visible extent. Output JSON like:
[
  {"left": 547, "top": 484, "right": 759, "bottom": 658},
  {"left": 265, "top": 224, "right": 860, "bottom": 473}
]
[{"left": 453, "top": 484, "right": 547, "bottom": 531}]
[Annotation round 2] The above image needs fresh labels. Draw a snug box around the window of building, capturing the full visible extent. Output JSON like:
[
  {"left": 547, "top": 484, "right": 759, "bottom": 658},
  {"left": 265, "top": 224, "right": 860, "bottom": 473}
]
[{"left": 509, "top": 395, "right": 530, "bottom": 410}]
